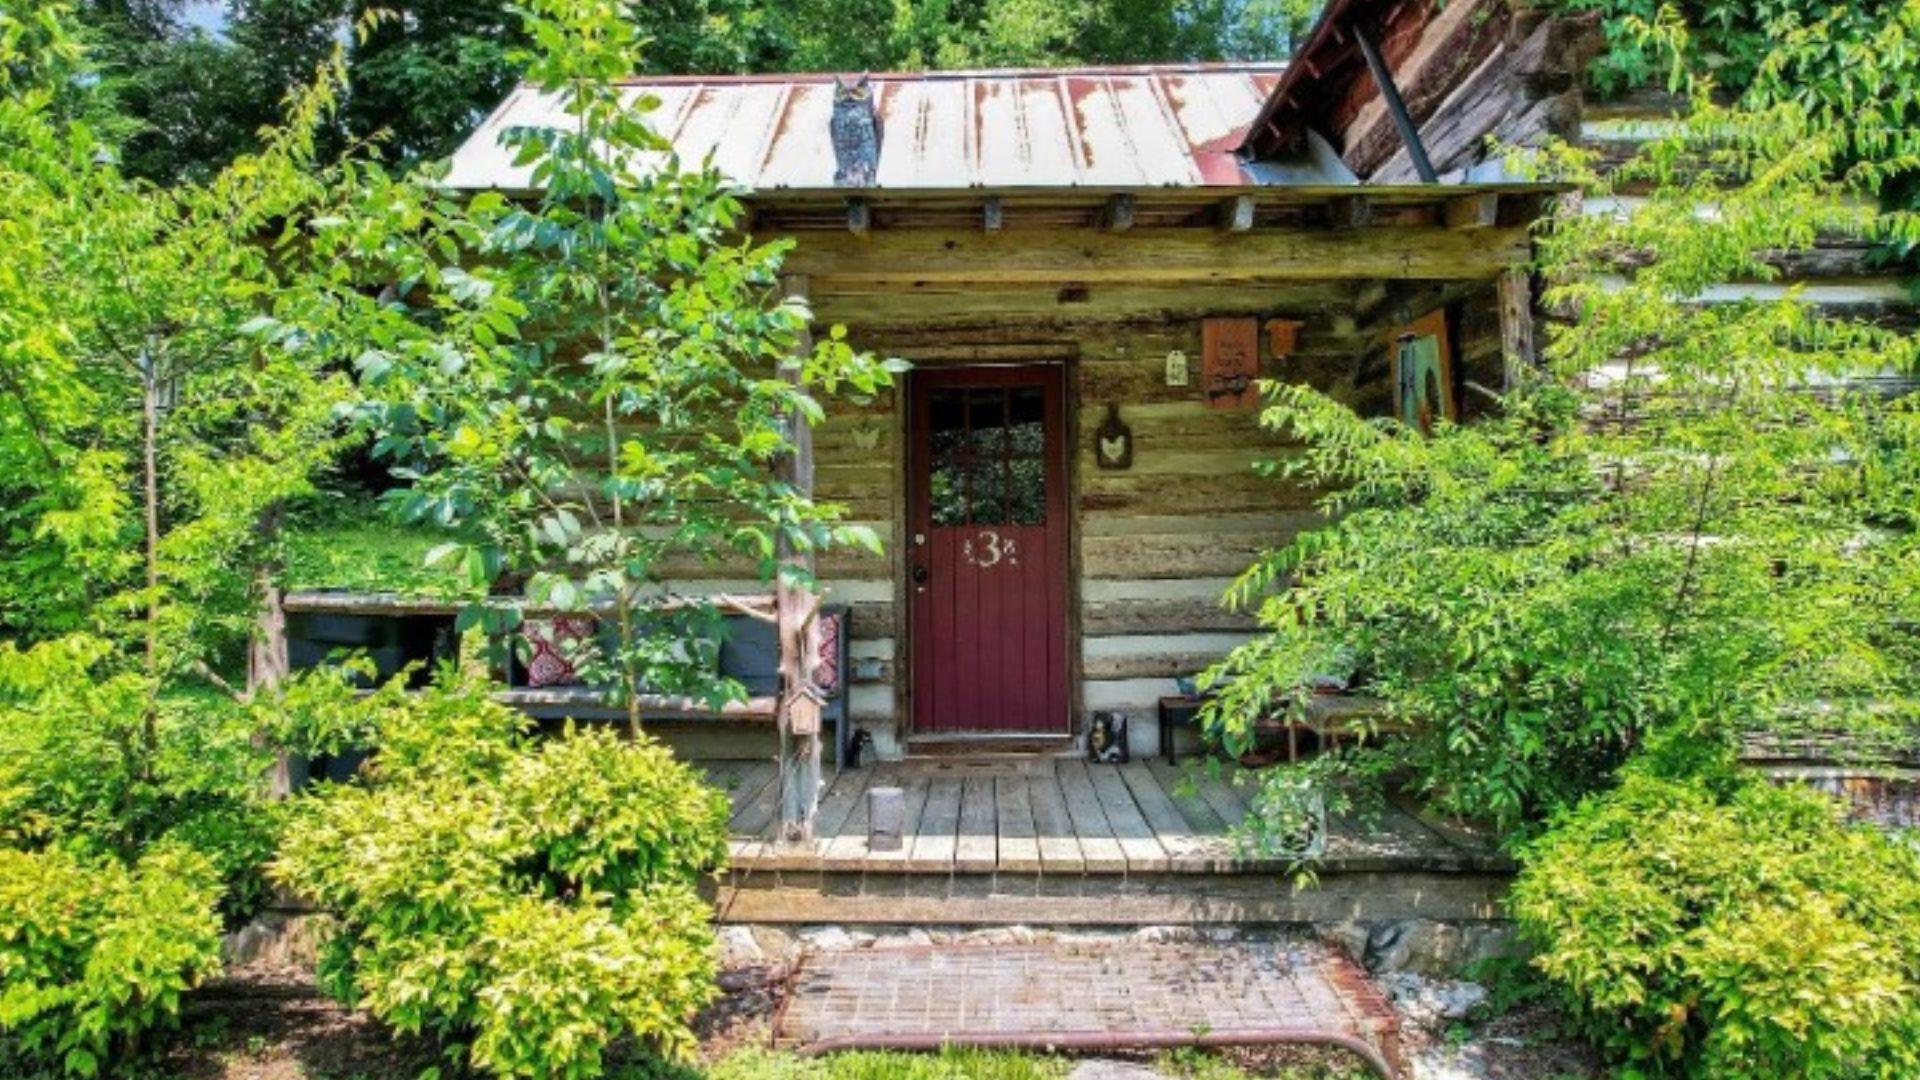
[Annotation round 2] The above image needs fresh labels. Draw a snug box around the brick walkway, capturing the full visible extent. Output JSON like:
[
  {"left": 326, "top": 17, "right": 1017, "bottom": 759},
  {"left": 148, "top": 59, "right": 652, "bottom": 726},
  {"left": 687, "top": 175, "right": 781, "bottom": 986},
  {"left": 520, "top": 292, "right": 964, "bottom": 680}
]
[{"left": 774, "top": 940, "right": 1405, "bottom": 1077}]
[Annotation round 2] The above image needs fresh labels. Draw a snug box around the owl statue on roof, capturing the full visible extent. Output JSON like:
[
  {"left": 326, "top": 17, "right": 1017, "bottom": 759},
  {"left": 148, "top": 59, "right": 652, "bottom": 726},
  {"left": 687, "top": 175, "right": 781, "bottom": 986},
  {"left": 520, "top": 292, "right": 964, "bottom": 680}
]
[{"left": 831, "top": 74, "right": 882, "bottom": 187}]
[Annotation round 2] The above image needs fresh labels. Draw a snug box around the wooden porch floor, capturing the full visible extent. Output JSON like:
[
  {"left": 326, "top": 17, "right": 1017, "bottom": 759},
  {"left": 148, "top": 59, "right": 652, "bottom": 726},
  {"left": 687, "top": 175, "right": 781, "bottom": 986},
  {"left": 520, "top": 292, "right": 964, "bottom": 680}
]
[{"left": 702, "top": 757, "right": 1505, "bottom": 877}]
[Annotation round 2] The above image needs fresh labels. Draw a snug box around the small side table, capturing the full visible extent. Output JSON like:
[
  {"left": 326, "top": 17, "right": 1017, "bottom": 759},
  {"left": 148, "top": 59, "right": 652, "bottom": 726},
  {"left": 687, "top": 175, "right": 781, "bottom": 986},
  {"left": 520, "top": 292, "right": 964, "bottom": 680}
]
[{"left": 1157, "top": 695, "right": 1209, "bottom": 764}]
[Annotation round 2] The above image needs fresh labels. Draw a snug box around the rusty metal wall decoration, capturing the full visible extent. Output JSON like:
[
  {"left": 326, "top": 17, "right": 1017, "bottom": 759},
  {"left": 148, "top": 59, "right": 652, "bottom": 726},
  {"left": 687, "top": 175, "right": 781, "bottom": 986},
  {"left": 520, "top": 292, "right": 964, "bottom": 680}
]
[{"left": 1202, "top": 317, "right": 1261, "bottom": 410}]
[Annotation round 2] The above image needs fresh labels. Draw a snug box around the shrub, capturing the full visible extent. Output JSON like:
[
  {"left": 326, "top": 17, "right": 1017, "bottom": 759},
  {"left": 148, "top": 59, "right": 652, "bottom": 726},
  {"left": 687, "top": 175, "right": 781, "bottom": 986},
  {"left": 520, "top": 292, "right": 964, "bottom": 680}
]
[
  {"left": 1511, "top": 772, "right": 1920, "bottom": 1077},
  {"left": 274, "top": 669, "right": 730, "bottom": 1077},
  {"left": 0, "top": 844, "right": 223, "bottom": 1077},
  {"left": 0, "top": 639, "right": 279, "bottom": 924}
]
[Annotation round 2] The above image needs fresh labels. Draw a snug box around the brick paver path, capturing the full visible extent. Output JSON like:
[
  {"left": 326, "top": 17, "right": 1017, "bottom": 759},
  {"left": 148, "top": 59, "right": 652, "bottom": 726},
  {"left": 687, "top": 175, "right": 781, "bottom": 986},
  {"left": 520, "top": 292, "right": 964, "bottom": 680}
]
[{"left": 774, "top": 940, "right": 1404, "bottom": 1076}]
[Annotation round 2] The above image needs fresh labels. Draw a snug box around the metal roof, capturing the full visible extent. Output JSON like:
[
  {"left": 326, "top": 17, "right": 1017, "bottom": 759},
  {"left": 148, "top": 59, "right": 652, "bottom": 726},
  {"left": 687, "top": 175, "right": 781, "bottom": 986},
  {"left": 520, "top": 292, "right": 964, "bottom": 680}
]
[{"left": 443, "top": 64, "right": 1322, "bottom": 194}]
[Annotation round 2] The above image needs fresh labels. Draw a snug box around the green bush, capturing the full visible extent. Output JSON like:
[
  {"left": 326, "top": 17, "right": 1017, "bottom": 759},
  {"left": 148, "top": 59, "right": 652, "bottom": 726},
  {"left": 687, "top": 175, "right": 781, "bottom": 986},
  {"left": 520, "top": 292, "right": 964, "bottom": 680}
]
[
  {"left": 1512, "top": 772, "right": 1920, "bottom": 1077},
  {"left": 274, "top": 668, "right": 731, "bottom": 1077},
  {"left": 0, "top": 639, "right": 279, "bottom": 924},
  {"left": 0, "top": 844, "right": 224, "bottom": 1077}
]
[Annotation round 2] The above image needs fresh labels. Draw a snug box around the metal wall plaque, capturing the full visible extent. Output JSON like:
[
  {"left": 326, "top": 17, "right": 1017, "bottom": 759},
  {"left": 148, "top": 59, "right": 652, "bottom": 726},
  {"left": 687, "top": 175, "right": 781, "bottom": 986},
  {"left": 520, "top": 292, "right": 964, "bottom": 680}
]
[{"left": 1202, "top": 317, "right": 1260, "bottom": 410}]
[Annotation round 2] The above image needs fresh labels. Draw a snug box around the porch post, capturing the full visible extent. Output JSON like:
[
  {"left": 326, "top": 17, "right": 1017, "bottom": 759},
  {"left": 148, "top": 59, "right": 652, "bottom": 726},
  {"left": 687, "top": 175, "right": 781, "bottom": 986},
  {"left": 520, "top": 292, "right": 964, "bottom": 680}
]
[
  {"left": 776, "top": 273, "right": 824, "bottom": 843},
  {"left": 1496, "top": 267, "right": 1537, "bottom": 392},
  {"left": 249, "top": 503, "right": 295, "bottom": 797}
]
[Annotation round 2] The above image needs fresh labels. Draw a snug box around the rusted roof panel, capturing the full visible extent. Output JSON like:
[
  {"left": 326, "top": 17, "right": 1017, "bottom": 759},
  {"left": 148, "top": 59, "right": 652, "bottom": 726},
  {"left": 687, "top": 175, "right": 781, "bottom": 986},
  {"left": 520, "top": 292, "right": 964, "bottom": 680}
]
[{"left": 445, "top": 63, "right": 1322, "bottom": 193}]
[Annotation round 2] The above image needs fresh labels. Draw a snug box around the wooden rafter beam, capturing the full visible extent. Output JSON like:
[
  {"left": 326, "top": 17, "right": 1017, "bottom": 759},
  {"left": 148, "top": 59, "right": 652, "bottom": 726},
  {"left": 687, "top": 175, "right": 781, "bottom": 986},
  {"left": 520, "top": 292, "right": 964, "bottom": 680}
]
[
  {"left": 1218, "top": 193, "right": 1256, "bottom": 232},
  {"left": 1327, "top": 194, "right": 1374, "bottom": 230},
  {"left": 783, "top": 224, "right": 1531, "bottom": 285},
  {"left": 1443, "top": 192, "right": 1499, "bottom": 230}
]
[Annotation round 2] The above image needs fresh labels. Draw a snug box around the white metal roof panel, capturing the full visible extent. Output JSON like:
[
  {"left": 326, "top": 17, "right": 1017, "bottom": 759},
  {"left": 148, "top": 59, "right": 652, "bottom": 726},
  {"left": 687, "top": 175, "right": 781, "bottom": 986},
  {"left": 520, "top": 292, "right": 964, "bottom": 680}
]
[{"left": 443, "top": 64, "right": 1303, "bottom": 193}]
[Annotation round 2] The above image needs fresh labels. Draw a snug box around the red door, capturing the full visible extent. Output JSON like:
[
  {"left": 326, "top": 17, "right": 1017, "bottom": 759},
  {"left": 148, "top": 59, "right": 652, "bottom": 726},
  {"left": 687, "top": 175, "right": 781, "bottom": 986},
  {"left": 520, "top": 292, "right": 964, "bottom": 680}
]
[{"left": 909, "top": 366, "right": 1070, "bottom": 735}]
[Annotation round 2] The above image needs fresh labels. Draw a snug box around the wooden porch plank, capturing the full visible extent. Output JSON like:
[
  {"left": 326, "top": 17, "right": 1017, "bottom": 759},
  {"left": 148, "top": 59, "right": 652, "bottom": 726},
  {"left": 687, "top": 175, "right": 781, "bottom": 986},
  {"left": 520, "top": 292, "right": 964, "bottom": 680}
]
[
  {"left": 995, "top": 775, "right": 1042, "bottom": 873},
  {"left": 955, "top": 773, "right": 999, "bottom": 872},
  {"left": 1117, "top": 762, "right": 1220, "bottom": 872},
  {"left": 801, "top": 767, "right": 872, "bottom": 871},
  {"left": 1024, "top": 766, "right": 1086, "bottom": 874},
  {"left": 722, "top": 761, "right": 777, "bottom": 809},
  {"left": 1056, "top": 760, "right": 1128, "bottom": 872},
  {"left": 725, "top": 757, "right": 779, "bottom": 834},
  {"left": 728, "top": 760, "right": 783, "bottom": 862},
  {"left": 1145, "top": 758, "right": 1238, "bottom": 871},
  {"left": 821, "top": 765, "right": 887, "bottom": 871},
  {"left": 1086, "top": 764, "right": 1171, "bottom": 872},
  {"left": 908, "top": 775, "right": 963, "bottom": 872},
  {"left": 862, "top": 764, "right": 931, "bottom": 867},
  {"left": 1145, "top": 759, "right": 1229, "bottom": 831},
  {"left": 1188, "top": 764, "right": 1251, "bottom": 830}
]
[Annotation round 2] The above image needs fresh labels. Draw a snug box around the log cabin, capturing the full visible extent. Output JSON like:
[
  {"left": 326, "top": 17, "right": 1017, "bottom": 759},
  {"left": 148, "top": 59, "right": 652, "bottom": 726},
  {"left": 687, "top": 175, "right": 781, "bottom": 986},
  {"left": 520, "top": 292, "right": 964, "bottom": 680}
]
[
  {"left": 430, "top": 51, "right": 1554, "bottom": 757},
  {"left": 269, "top": 0, "right": 1587, "bottom": 861},
  {"left": 274, "top": 0, "right": 1920, "bottom": 926}
]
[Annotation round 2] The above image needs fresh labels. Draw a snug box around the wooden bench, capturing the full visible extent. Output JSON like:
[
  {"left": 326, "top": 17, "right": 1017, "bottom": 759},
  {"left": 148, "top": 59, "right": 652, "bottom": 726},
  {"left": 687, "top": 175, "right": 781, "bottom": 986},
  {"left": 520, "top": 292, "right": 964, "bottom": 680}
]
[
  {"left": 1157, "top": 691, "right": 1389, "bottom": 764},
  {"left": 283, "top": 591, "right": 855, "bottom": 766}
]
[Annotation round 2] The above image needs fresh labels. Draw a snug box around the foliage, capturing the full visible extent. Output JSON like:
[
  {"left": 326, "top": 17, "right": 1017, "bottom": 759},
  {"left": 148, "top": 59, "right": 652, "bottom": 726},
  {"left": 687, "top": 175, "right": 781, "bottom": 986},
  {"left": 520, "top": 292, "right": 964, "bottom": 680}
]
[
  {"left": 0, "top": 637, "right": 281, "bottom": 921},
  {"left": 273, "top": 668, "right": 730, "bottom": 1077},
  {"left": 1, "top": 4, "right": 409, "bottom": 1069},
  {"left": 281, "top": 518, "right": 477, "bottom": 596},
  {"left": 1557, "top": 0, "right": 1896, "bottom": 101},
  {"left": 0, "top": 844, "right": 223, "bottom": 1077},
  {"left": 768, "top": 0, "right": 1315, "bottom": 71},
  {"left": 0, "top": 0, "right": 365, "bottom": 662},
  {"left": 71, "top": 0, "right": 1320, "bottom": 183},
  {"left": 321, "top": 0, "right": 902, "bottom": 722},
  {"left": 1201, "top": 18, "right": 1920, "bottom": 832},
  {"left": 1512, "top": 772, "right": 1920, "bottom": 1077}
]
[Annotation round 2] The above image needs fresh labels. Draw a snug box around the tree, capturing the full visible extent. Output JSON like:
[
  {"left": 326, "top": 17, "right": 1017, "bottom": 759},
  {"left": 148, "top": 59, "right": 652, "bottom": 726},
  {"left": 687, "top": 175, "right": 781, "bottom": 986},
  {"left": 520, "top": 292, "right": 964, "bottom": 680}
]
[
  {"left": 0, "top": 2, "right": 390, "bottom": 1069},
  {"left": 1202, "top": 10, "right": 1920, "bottom": 836},
  {"left": 338, "top": 0, "right": 900, "bottom": 732},
  {"left": 75, "top": 0, "right": 1322, "bottom": 183}
]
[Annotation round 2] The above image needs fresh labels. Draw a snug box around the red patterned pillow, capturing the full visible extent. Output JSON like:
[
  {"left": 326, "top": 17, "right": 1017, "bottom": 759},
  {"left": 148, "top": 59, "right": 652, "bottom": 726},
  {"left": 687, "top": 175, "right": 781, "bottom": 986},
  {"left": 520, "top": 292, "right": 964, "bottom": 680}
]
[{"left": 524, "top": 616, "right": 596, "bottom": 688}]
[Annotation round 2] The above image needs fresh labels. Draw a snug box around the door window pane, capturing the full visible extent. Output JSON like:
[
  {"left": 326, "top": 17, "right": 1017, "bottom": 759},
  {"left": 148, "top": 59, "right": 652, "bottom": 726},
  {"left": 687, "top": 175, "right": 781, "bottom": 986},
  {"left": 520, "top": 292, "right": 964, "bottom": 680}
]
[
  {"left": 924, "top": 381, "right": 1049, "bottom": 528},
  {"left": 968, "top": 457, "right": 1008, "bottom": 525},
  {"left": 966, "top": 389, "right": 1006, "bottom": 455},
  {"left": 929, "top": 390, "right": 966, "bottom": 458},
  {"left": 1009, "top": 458, "right": 1046, "bottom": 525},
  {"left": 1007, "top": 387, "right": 1044, "bottom": 455}
]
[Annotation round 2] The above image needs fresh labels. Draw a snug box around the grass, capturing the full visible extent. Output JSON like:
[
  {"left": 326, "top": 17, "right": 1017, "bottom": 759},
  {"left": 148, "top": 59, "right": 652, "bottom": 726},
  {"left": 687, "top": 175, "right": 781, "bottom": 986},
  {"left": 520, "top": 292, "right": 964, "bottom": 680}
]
[
  {"left": 697, "top": 1047, "right": 1070, "bottom": 1079},
  {"left": 282, "top": 522, "right": 475, "bottom": 596},
  {"left": 675, "top": 1047, "right": 1370, "bottom": 1080}
]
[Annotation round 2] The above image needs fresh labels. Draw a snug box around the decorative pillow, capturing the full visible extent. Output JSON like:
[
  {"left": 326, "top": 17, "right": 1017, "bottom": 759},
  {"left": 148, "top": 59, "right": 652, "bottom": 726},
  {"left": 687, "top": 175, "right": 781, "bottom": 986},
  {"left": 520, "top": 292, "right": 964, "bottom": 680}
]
[
  {"left": 524, "top": 616, "right": 597, "bottom": 688},
  {"left": 814, "top": 611, "right": 841, "bottom": 694}
]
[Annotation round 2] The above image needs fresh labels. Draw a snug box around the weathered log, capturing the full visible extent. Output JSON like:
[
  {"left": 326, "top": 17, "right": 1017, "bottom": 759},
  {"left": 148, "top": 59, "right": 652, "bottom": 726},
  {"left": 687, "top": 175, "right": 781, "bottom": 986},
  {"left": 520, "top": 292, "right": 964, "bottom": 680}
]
[
  {"left": 1373, "top": 13, "right": 1600, "bottom": 182},
  {"left": 1497, "top": 267, "right": 1536, "bottom": 392},
  {"left": 782, "top": 225, "right": 1534, "bottom": 286},
  {"left": 776, "top": 274, "right": 824, "bottom": 844},
  {"left": 1339, "top": 0, "right": 1514, "bottom": 175}
]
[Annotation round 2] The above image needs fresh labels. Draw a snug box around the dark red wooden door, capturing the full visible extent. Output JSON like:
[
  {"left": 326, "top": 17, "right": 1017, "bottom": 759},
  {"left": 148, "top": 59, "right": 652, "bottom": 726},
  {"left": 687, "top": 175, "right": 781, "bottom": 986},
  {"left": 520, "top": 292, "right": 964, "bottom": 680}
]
[{"left": 909, "top": 366, "right": 1069, "bottom": 735}]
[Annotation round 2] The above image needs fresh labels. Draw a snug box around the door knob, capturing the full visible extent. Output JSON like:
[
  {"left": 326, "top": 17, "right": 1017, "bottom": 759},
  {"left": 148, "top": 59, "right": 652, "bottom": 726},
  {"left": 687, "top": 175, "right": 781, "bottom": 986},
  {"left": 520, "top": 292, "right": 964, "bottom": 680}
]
[{"left": 911, "top": 564, "right": 930, "bottom": 585}]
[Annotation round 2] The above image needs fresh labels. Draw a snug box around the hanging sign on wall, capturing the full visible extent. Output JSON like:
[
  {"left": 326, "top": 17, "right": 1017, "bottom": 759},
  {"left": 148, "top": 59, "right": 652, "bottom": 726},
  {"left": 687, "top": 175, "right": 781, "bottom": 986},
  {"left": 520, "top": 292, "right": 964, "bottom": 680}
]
[{"left": 1202, "top": 317, "right": 1260, "bottom": 410}]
